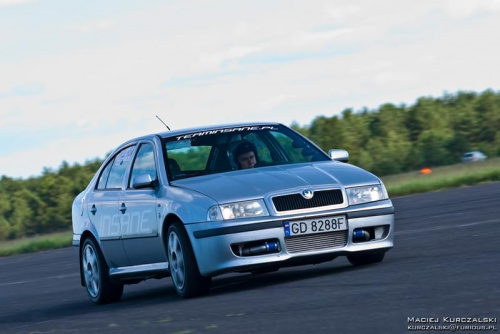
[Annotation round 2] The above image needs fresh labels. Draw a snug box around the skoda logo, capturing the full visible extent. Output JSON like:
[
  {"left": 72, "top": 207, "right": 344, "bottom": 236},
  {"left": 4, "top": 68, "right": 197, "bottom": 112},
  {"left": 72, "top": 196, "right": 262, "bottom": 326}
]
[{"left": 301, "top": 189, "right": 314, "bottom": 199}]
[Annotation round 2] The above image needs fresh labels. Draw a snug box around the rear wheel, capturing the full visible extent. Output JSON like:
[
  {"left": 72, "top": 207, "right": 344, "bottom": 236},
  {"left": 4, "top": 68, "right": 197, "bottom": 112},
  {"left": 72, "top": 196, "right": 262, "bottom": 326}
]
[
  {"left": 167, "top": 222, "right": 211, "bottom": 298},
  {"left": 81, "top": 238, "right": 123, "bottom": 304},
  {"left": 347, "top": 251, "right": 386, "bottom": 266}
]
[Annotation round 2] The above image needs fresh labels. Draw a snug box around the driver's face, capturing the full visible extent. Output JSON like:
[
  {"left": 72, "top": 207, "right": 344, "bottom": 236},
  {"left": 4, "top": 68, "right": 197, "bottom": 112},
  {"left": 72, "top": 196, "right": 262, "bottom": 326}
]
[{"left": 237, "top": 151, "right": 256, "bottom": 169}]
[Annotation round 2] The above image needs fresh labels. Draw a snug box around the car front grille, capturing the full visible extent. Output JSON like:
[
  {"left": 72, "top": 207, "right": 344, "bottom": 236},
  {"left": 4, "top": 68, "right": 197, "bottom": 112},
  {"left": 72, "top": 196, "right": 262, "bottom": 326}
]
[
  {"left": 272, "top": 189, "right": 343, "bottom": 212},
  {"left": 284, "top": 231, "right": 348, "bottom": 254}
]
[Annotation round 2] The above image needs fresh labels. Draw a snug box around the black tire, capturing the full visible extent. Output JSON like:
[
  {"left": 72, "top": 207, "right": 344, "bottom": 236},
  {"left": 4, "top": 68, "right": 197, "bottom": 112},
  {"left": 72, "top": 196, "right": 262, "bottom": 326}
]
[
  {"left": 81, "top": 238, "right": 123, "bottom": 304},
  {"left": 167, "top": 222, "right": 211, "bottom": 298},
  {"left": 347, "top": 251, "right": 386, "bottom": 266}
]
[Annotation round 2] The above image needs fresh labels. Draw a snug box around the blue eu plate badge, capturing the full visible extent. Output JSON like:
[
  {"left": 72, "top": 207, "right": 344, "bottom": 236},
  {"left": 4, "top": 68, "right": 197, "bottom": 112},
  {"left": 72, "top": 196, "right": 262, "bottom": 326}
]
[{"left": 283, "top": 222, "right": 291, "bottom": 236}]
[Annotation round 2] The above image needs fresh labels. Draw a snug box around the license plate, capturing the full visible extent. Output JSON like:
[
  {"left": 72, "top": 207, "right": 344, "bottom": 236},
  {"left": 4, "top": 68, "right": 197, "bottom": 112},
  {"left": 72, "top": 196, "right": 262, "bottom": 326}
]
[{"left": 283, "top": 216, "right": 347, "bottom": 237}]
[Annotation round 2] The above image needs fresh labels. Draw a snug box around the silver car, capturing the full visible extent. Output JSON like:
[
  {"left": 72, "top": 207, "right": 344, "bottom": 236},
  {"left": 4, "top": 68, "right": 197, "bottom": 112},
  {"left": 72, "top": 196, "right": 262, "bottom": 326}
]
[{"left": 72, "top": 123, "right": 394, "bottom": 304}]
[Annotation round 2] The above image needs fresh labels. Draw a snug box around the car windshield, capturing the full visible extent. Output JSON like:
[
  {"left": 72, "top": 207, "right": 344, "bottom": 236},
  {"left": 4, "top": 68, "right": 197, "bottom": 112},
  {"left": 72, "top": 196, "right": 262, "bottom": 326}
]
[{"left": 163, "top": 124, "right": 330, "bottom": 181}]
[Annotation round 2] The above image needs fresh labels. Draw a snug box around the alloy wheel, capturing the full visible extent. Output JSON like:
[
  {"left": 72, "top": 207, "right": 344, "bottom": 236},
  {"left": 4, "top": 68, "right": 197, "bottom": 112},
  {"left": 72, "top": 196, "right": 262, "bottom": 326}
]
[
  {"left": 168, "top": 231, "right": 185, "bottom": 290},
  {"left": 82, "top": 244, "right": 100, "bottom": 298}
]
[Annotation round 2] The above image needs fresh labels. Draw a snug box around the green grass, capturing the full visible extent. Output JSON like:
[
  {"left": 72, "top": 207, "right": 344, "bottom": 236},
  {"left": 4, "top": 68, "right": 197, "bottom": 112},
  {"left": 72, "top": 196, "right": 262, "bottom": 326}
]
[
  {"left": 382, "top": 157, "right": 500, "bottom": 197},
  {"left": 0, "top": 231, "right": 73, "bottom": 257},
  {"left": 1, "top": 158, "right": 499, "bottom": 257}
]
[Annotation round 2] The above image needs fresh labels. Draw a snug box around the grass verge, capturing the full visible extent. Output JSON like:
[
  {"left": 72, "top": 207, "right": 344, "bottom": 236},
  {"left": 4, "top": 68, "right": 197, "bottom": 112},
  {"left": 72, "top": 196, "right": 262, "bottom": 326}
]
[
  {"left": 383, "top": 157, "right": 500, "bottom": 197},
  {"left": 0, "top": 231, "right": 73, "bottom": 257},
  {"left": 1, "top": 158, "right": 499, "bottom": 257}
]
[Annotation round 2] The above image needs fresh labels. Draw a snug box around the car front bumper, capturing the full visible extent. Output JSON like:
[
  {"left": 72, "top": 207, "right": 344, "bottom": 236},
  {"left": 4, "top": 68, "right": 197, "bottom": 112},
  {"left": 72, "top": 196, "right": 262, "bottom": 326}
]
[{"left": 185, "top": 201, "right": 395, "bottom": 277}]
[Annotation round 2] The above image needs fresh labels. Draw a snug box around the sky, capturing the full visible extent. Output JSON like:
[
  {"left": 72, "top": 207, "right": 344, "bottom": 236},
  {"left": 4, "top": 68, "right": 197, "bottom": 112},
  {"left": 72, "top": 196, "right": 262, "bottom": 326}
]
[{"left": 1, "top": 0, "right": 500, "bottom": 179}]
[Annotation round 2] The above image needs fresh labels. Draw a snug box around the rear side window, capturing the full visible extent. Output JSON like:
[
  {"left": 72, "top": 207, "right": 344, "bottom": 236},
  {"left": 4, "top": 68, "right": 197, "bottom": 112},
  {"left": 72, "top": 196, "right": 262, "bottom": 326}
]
[
  {"left": 97, "top": 160, "right": 114, "bottom": 190},
  {"left": 98, "top": 146, "right": 136, "bottom": 190},
  {"left": 129, "top": 143, "right": 157, "bottom": 188}
]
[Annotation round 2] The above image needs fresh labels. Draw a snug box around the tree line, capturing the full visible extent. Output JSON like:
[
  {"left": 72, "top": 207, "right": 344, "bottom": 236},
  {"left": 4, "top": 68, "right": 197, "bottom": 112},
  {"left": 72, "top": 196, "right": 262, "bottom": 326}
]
[
  {"left": 292, "top": 89, "right": 500, "bottom": 176},
  {"left": 0, "top": 89, "right": 499, "bottom": 240},
  {"left": 0, "top": 160, "right": 102, "bottom": 240}
]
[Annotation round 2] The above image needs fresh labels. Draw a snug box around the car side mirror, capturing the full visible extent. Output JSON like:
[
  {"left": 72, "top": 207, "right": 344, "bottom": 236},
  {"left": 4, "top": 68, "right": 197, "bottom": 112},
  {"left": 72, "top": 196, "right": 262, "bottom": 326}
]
[
  {"left": 132, "top": 173, "right": 156, "bottom": 189},
  {"left": 328, "top": 149, "right": 349, "bottom": 163}
]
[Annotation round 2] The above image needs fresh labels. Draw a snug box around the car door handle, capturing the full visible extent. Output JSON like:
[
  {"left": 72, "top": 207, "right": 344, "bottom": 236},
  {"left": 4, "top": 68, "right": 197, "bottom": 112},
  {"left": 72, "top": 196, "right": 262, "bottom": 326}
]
[
  {"left": 120, "top": 203, "right": 127, "bottom": 214},
  {"left": 90, "top": 205, "right": 97, "bottom": 215}
]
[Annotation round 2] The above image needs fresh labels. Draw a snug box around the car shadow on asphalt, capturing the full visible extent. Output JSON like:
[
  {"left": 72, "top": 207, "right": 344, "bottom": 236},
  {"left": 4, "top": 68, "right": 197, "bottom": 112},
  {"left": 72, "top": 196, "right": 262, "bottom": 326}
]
[
  {"left": 208, "top": 262, "right": 359, "bottom": 297},
  {"left": 120, "top": 258, "right": 374, "bottom": 303},
  {"left": 1, "top": 260, "right": 380, "bottom": 332}
]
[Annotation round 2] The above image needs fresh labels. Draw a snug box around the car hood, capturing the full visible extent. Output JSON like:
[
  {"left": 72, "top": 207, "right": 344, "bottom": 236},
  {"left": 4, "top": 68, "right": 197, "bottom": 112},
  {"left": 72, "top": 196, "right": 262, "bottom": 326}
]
[{"left": 171, "top": 161, "right": 381, "bottom": 204}]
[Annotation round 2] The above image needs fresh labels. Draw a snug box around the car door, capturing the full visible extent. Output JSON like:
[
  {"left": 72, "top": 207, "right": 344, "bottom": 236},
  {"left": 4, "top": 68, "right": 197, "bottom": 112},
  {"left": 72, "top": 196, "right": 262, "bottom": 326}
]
[
  {"left": 86, "top": 145, "right": 136, "bottom": 268},
  {"left": 120, "top": 141, "right": 164, "bottom": 265}
]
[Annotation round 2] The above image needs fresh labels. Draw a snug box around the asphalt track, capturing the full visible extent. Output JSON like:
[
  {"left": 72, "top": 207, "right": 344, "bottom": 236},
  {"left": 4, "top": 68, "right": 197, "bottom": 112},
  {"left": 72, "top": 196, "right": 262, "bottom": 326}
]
[{"left": 1, "top": 183, "right": 499, "bottom": 334}]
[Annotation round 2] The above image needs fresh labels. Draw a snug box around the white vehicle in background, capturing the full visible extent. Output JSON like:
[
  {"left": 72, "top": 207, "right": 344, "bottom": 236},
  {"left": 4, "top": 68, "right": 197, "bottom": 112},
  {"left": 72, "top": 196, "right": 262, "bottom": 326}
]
[{"left": 461, "top": 151, "right": 487, "bottom": 163}]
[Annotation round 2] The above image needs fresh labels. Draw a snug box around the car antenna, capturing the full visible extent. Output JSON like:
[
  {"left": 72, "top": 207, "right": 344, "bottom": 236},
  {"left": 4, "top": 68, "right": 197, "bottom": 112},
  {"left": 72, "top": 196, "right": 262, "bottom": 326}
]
[{"left": 155, "top": 115, "right": 170, "bottom": 131}]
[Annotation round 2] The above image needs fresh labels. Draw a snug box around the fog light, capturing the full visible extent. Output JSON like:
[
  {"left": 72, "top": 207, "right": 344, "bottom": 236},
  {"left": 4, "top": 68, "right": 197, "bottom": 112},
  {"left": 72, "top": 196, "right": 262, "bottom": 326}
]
[
  {"left": 353, "top": 229, "right": 371, "bottom": 242},
  {"left": 374, "top": 226, "right": 385, "bottom": 239},
  {"left": 231, "top": 239, "right": 280, "bottom": 257}
]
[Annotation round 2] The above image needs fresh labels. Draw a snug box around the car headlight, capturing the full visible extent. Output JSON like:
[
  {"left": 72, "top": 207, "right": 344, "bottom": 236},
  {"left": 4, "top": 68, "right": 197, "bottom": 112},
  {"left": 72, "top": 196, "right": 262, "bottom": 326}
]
[
  {"left": 207, "top": 200, "right": 269, "bottom": 221},
  {"left": 346, "top": 184, "right": 388, "bottom": 205}
]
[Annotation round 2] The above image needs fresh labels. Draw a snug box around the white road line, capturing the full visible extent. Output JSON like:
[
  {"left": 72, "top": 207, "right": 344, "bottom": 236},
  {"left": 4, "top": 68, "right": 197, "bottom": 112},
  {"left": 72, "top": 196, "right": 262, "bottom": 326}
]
[
  {"left": 395, "top": 219, "right": 500, "bottom": 235},
  {"left": 0, "top": 280, "right": 28, "bottom": 286},
  {"left": 0, "top": 273, "right": 79, "bottom": 287},
  {"left": 398, "top": 209, "right": 499, "bottom": 221},
  {"left": 10, "top": 320, "right": 53, "bottom": 331}
]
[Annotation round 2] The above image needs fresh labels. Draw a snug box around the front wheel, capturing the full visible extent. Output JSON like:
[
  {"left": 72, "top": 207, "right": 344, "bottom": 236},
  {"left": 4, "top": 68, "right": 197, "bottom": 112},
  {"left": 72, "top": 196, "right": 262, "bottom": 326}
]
[
  {"left": 167, "top": 222, "right": 211, "bottom": 298},
  {"left": 347, "top": 251, "right": 386, "bottom": 266},
  {"left": 81, "top": 238, "right": 123, "bottom": 304}
]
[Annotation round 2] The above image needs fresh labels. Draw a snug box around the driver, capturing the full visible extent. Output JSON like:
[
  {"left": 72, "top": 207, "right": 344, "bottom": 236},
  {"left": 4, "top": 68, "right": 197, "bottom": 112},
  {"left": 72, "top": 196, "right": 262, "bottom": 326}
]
[{"left": 233, "top": 141, "right": 258, "bottom": 169}]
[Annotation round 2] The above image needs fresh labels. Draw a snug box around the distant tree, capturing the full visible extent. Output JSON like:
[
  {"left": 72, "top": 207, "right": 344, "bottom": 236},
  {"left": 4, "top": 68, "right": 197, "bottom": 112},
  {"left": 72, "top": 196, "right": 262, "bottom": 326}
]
[
  {"left": 0, "top": 217, "right": 10, "bottom": 240},
  {"left": 448, "top": 91, "right": 479, "bottom": 142},
  {"left": 0, "top": 192, "right": 11, "bottom": 239},
  {"left": 406, "top": 97, "right": 451, "bottom": 142},
  {"left": 475, "top": 90, "right": 500, "bottom": 145},
  {"left": 446, "top": 134, "right": 471, "bottom": 163},
  {"left": 0, "top": 157, "right": 103, "bottom": 240},
  {"left": 290, "top": 121, "right": 309, "bottom": 137},
  {"left": 9, "top": 191, "right": 34, "bottom": 239}
]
